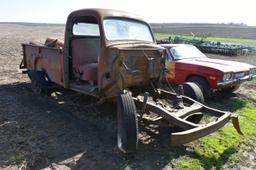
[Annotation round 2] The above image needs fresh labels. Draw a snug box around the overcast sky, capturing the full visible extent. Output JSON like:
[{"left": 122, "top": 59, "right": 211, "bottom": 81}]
[{"left": 0, "top": 0, "right": 255, "bottom": 26}]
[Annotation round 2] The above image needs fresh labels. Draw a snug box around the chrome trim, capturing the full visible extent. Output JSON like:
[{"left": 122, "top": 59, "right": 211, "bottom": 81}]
[{"left": 217, "top": 74, "right": 256, "bottom": 87}]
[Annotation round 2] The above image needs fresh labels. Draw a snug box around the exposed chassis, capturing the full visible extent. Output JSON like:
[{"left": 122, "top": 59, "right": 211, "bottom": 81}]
[{"left": 133, "top": 89, "right": 241, "bottom": 145}]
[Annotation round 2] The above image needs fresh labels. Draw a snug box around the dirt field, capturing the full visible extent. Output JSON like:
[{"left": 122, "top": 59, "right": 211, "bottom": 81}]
[
  {"left": 0, "top": 23, "right": 256, "bottom": 169},
  {"left": 151, "top": 23, "right": 256, "bottom": 40}
]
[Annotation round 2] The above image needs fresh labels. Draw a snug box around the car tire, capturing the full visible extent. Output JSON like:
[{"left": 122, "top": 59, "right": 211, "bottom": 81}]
[
  {"left": 117, "top": 93, "right": 138, "bottom": 153},
  {"left": 188, "top": 76, "right": 211, "bottom": 100},
  {"left": 182, "top": 82, "right": 205, "bottom": 103}
]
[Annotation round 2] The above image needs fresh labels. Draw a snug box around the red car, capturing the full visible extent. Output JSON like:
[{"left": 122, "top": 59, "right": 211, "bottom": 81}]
[{"left": 161, "top": 44, "right": 256, "bottom": 98}]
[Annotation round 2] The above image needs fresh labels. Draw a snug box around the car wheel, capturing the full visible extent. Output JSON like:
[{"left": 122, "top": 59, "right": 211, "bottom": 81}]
[
  {"left": 182, "top": 82, "right": 205, "bottom": 103},
  {"left": 188, "top": 76, "right": 211, "bottom": 100},
  {"left": 117, "top": 93, "right": 138, "bottom": 153}
]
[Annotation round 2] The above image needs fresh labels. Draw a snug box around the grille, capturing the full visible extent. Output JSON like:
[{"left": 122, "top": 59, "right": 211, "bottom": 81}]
[{"left": 235, "top": 72, "right": 245, "bottom": 79}]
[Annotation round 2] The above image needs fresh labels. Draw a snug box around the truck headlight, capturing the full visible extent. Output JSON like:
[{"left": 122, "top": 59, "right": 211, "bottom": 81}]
[{"left": 223, "top": 73, "right": 233, "bottom": 81}]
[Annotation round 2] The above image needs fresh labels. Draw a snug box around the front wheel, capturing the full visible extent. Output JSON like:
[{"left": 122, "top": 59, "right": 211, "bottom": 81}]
[
  {"left": 188, "top": 76, "right": 211, "bottom": 100},
  {"left": 117, "top": 93, "right": 138, "bottom": 153},
  {"left": 182, "top": 82, "right": 205, "bottom": 103}
]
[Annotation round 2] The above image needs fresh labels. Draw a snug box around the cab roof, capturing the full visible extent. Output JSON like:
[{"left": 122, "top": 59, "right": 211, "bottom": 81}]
[{"left": 68, "top": 8, "right": 145, "bottom": 22}]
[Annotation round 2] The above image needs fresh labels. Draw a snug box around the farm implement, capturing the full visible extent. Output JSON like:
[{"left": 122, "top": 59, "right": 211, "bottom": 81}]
[{"left": 157, "top": 36, "right": 255, "bottom": 56}]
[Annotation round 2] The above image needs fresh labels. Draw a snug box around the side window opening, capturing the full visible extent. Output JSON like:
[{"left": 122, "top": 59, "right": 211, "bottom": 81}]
[
  {"left": 73, "top": 22, "right": 100, "bottom": 36},
  {"left": 70, "top": 16, "right": 101, "bottom": 84},
  {"left": 72, "top": 16, "right": 100, "bottom": 37}
]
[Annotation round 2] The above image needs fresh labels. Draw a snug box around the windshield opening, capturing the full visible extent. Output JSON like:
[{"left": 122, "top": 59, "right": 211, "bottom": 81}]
[
  {"left": 103, "top": 18, "right": 154, "bottom": 42},
  {"left": 170, "top": 46, "right": 206, "bottom": 60}
]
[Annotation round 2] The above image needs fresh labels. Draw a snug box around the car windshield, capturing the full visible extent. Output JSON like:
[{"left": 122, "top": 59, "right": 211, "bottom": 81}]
[
  {"left": 170, "top": 46, "right": 206, "bottom": 60},
  {"left": 103, "top": 18, "right": 154, "bottom": 42}
]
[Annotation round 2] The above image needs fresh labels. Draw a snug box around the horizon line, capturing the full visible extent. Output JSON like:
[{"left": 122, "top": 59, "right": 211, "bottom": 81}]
[{"left": 0, "top": 21, "right": 255, "bottom": 27}]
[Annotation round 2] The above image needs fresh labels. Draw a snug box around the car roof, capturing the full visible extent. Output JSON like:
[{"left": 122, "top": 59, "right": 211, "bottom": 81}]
[{"left": 159, "top": 44, "right": 193, "bottom": 49}]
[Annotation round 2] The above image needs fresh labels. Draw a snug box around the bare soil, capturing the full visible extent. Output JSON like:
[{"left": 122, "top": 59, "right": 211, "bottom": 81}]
[
  {"left": 0, "top": 23, "right": 256, "bottom": 169},
  {"left": 151, "top": 23, "right": 256, "bottom": 39}
]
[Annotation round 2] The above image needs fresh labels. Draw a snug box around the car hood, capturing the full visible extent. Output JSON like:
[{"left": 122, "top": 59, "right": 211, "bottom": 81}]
[{"left": 177, "top": 57, "right": 255, "bottom": 73}]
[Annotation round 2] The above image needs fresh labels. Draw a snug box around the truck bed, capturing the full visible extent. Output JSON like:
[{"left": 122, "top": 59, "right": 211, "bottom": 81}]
[{"left": 22, "top": 43, "right": 64, "bottom": 86}]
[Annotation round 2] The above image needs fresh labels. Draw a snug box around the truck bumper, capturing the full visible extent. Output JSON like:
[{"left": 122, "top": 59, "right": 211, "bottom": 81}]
[
  {"left": 217, "top": 74, "right": 256, "bottom": 87},
  {"left": 134, "top": 90, "right": 242, "bottom": 146},
  {"left": 171, "top": 111, "right": 230, "bottom": 145}
]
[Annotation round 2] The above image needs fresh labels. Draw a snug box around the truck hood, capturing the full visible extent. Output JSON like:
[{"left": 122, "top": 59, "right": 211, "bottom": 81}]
[
  {"left": 107, "top": 42, "right": 165, "bottom": 89},
  {"left": 177, "top": 57, "right": 255, "bottom": 73}
]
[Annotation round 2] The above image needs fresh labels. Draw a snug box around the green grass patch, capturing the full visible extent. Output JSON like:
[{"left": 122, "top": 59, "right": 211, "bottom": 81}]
[
  {"left": 171, "top": 99, "right": 256, "bottom": 169},
  {"left": 172, "top": 157, "right": 203, "bottom": 169},
  {"left": 155, "top": 33, "right": 256, "bottom": 43},
  {"left": 119, "top": 158, "right": 135, "bottom": 170}
]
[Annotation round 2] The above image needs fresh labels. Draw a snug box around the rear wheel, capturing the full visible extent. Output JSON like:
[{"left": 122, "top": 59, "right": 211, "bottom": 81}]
[
  {"left": 31, "top": 80, "right": 44, "bottom": 94},
  {"left": 182, "top": 82, "right": 205, "bottom": 103},
  {"left": 28, "top": 70, "right": 51, "bottom": 95},
  {"left": 117, "top": 93, "right": 138, "bottom": 153},
  {"left": 188, "top": 76, "right": 211, "bottom": 100}
]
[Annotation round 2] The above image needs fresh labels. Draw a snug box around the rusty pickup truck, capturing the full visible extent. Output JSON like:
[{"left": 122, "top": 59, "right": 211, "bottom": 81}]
[{"left": 20, "top": 8, "right": 242, "bottom": 153}]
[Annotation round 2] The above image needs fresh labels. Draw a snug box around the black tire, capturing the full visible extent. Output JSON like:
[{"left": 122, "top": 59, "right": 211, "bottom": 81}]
[
  {"left": 188, "top": 76, "right": 211, "bottom": 99},
  {"left": 31, "top": 80, "right": 44, "bottom": 94},
  {"left": 117, "top": 93, "right": 138, "bottom": 153},
  {"left": 182, "top": 82, "right": 205, "bottom": 103},
  {"left": 28, "top": 70, "right": 51, "bottom": 95}
]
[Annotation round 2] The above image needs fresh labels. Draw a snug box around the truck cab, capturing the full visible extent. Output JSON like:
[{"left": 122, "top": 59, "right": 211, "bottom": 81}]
[{"left": 44, "top": 8, "right": 165, "bottom": 98}]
